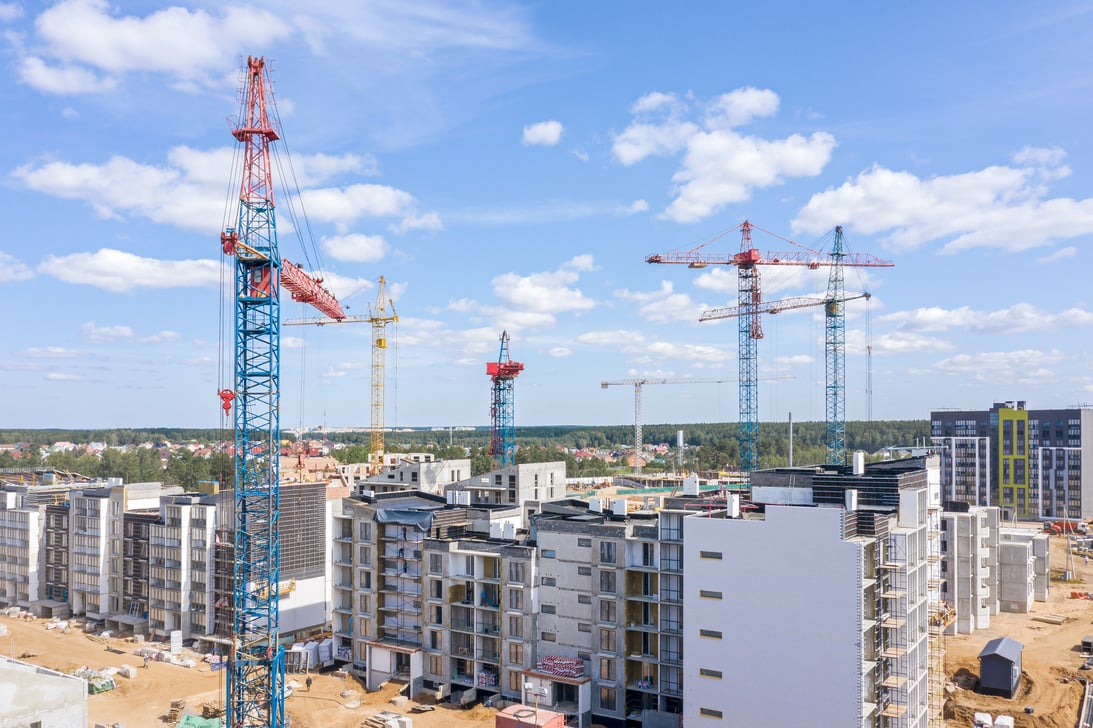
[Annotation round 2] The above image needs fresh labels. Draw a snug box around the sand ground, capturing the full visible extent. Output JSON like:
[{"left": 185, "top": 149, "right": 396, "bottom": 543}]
[
  {"left": 0, "top": 617, "right": 495, "bottom": 728},
  {"left": 944, "top": 527, "right": 1093, "bottom": 727}
]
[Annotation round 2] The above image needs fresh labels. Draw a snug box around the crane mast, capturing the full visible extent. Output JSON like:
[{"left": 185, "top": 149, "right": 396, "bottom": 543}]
[
  {"left": 825, "top": 225, "right": 847, "bottom": 465},
  {"left": 220, "top": 55, "right": 343, "bottom": 728},
  {"left": 487, "top": 331, "right": 523, "bottom": 467},
  {"left": 370, "top": 276, "right": 398, "bottom": 467}
]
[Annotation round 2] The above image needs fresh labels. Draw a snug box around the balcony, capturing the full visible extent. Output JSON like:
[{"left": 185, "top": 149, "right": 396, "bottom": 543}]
[
  {"left": 452, "top": 620, "right": 475, "bottom": 633},
  {"left": 627, "top": 678, "right": 657, "bottom": 692}
]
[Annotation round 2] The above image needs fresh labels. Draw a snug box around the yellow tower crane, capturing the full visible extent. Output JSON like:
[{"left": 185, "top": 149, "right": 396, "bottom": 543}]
[{"left": 284, "top": 275, "right": 398, "bottom": 470}]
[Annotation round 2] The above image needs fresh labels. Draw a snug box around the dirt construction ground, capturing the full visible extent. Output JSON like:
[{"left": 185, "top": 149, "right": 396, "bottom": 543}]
[
  {"left": 945, "top": 525, "right": 1093, "bottom": 728},
  {"left": 0, "top": 616, "right": 496, "bottom": 728}
]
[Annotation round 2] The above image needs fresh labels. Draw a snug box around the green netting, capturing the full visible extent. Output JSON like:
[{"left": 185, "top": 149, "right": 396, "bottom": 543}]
[{"left": 177, "top": 715, "right": 224, "bottom": 728}]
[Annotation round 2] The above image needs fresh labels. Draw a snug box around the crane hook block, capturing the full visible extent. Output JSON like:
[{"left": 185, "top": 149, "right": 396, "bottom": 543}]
[
  {"left": 221, "top": 231, "right": 238, "bottom": 256},
  {"left": 218, "top": 389, "right": 236, "bottom": 415}
]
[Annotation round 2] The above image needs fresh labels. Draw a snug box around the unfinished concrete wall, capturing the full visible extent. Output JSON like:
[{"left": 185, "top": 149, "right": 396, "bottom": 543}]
[
  {"left": 0, "top": 657, "right": 86, "bottom": 728},
  {"left": 998, "top": 541, "right": 1034, "bottom": 613}
]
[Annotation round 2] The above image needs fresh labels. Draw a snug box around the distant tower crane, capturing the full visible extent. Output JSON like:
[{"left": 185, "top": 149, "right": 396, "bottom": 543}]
[
  {"left": 487, "top": 331, "right": 524, "bottom": 467},
  {"left": 648, "top": 220, "right": 892, "bottom": 471},
  {"left": 219, "top": 55, "right": 345, "bottom": 728},
  {"left": 285, "top": 275, "right": 398, "bottom": 471},
  {"left": 600, "top": 377, "right": 734, "bottom": 474}
]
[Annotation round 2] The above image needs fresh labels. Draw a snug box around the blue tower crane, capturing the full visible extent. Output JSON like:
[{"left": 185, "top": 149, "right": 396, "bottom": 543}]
[
  {"left": 219, "top": 56, "right": 344, "bottom": 728},
  {"left": 487, "top": 331, "right": 524, "bottom": 467}
]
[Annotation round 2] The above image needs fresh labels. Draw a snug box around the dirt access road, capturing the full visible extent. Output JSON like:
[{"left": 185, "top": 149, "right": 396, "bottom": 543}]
[
  {"left": 945, "top": 528, "right": 1093, "bottom": 728},
  {"left": 0, "top": 616, "right": 496, "bottom": 728}
]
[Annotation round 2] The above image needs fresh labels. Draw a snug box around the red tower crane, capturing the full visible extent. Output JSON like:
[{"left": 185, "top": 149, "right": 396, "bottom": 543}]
[
  {"left": 647, "top": 220, "right": 892, "bottom": 471},
  {"left": 487, "top": 331, "right": 524, "bottom": 467}
]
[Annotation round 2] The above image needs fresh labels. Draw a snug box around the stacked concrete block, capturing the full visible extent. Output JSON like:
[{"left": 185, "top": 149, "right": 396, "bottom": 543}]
[{"left": 997, "top": 541, "right": 1034, "bottom": 613}]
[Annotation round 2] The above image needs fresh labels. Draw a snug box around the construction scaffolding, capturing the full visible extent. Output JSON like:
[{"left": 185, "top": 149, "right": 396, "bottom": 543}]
[
  {"left": 927, "top": 498, "right": 951, "bottom": 726},
  {"left": 379, "top": 523, "right": 424, "bottom": 646}
]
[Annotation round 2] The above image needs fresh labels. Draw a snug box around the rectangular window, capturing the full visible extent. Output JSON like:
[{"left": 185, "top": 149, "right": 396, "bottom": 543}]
[
  {"left": 699, "top": 629, "right": 723, "bottom": 639},
  {"left": 578, "top": 623, "right": 592, "bottom": 633},
  {"left": 542, "top": 549, "right": 556, "bottom": 559},
  {"left": 699, "top": 668, "right": 723, "bottom": 679},
  {"left": 599, "top": 628, "right": 616, "bottom": 652},
  {"left": 430, "top": 580, "right": 442, "bottom": 598},
  {"left": 542, "top": 604, "right": 556, "bottom": 614},
  {"left": 429, "top": 554, "right": 442, "bottom": 573},
  {"left": 508, "top": 615, "right": 523, "bottom": 636},
  {"left": 509, "top": 642, "right": 523, "bottom": 663},
  {"left": 699, "top": 550, "right": 723, "bottom": 560},
  {"left": 699, "top": 589, "right": 723, "bottom": 600},
  {"left": 542, "top": 576, "right": 557, "bottom": 586},
  {"left": 599, "top": 687, "right": 616, "bottom": 711},
  {"left": 508, "top": 589, "right": 524, "bottom": 610},
  {"left": 541, "top": 632, "right": 556, "bottom": 642},
  {"left": 599, "top": 542, "right": 616, "bottom": 564},
  {"left": 599, "top": 657, "right": 616, "bottom": 680},
  {"left": 577, "top": 566, "right": 591, "bottom": 576},
  {"left": 599, "top": 571, "right": 616, "bottom": 594},
  {"left": 358, "top": 521, "right": 371, "bottom": 541},
  {"left": 599, "top": 599, "right": 616, "bottom": 623},
  {"left": 578, "top": 594, "right": 591, "bottom": 604},
  {"left": 700, "top": 708, "right": 724, "bottom": 719},
  {"left": 578, "top": 537, "right": 592, "bottom": 547},
  {"left": 508, "top": 561, "right": 525, "bottom": 583},
  {"left": 358, "top": 594, "right": 370, "bottom": 613}
]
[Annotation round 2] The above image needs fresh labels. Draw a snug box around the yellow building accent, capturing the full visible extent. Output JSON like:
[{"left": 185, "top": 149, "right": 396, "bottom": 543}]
[{"left": 996, "top": 405, "right": 1030, "bottom": 516}]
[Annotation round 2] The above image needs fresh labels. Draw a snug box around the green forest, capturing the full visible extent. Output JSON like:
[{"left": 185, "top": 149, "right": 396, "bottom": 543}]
[{"left": 0, "top": 420, "right": 929, "bottom": 485}]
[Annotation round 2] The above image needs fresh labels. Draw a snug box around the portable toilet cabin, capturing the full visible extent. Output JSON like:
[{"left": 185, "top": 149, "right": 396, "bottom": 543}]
[
  {"left": 1082, "top": 635, "right": 1093, "bottom": 655},
  {"left": 978, "top": 636, "right": 1022, "bottom": 698}
]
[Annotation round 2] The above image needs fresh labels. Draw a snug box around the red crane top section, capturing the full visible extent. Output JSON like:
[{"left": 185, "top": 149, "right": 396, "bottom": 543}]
[
  {"left": 487, "top": 331, "right": 524, "bottom": 381},
  {"left": 281, "top": 259, "right": 346, "bottom": 320},
  {"left": 646, "top": 220, "right": 894, "bottom": 269}
]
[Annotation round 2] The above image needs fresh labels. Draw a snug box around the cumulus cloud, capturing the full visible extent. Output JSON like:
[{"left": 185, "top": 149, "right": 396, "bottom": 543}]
[
  {"left": 13, "top": 146, "right": 367, "bottom": 233},
  {"left": 137, "top": 330, "right": 180, "bottom": 344},
  {"left": 17, "top": 0, "right": 292, "bottom": 94},
  {"left": 18, "top": 346, "right": 82, "bottom": 359},
  {"left": 322, "top": 233, "right": 389, "bottom": 263},
  {"left": 926, "top": 349, "right": 1065, "bottom": 382},
  {"left": 299, "top": 183, "right": 439, "bottom": 233},
  {"left": 45, "top": 372, "right": 83, "bottom": 381},
  {"left": 0, "top": 3, "right": 22, "bottom": 22},
  {"left": 1037, "top": 246, "right": 1077, "bottom": 264},
  {"left": 522, "top": 120, "right": 563, "bottom": 146},
  {"left": 615, "top": 281, "right": 707, "bottom": 324},
  {"left": 878, "top": 303, "right": 1093, "bottom": 334},
  {"left": 776, "top": 354, "right": 814, "bottom": 365},
  {"left": 390, "top": 211, "right": 443, "bottom": 234},
  {"left": 793, "top": 147, "right": 1093, "bottom": 253},
  {"left": 82, "top": 321, "right": 133, "bottom": 343},
  {"left": 548, "top": 347, "right": 572, "bottom": 357},
  {"left": 0, "top": 251, "right": 34, "bottom": 283},
  {"left": 37, "top": 248, "right": 221, "bottom": 292},
  {"left": 576, "top": 330, "right": 647, "bottom": 346},
  {"left": 852, "top": 331, "right": 954, "bottom": 355},
  {"left": 624, "top": 340, "right": 735, "bottom": 365},
  {"left": 491, "top": 255, "right": 597, "bottom": 317},
  {"left": 612, "top": 87, "right": 836, "bottom": 222}
]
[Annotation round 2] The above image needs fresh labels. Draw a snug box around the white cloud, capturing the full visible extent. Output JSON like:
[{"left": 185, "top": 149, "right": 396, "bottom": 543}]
[
  {"left": 0, "top": 3, "right": 22, "bottom": 22},
  {"left": 45, "top": 372, "right": 83, "bottom": 381},
  {"left": 60, "top": 106, "right": 78, "bottom": 119},
  {"left": 615, "top": 282, "right": 706, "bottom": 324},
  {"left": 322, "top": 233, "right": 389, "bottom": 263},
  {"left": 852, "top": 331, "right": 954, "bottom": 355},
  {"left": 878, "top": 303, "right": 1093, "bottom": 334},
  {"left": 792, "top": 149, "right": 1093, "bottom": 253},
  {"left": 577, "top": 330, "right": 646, "bottom": 346},
  {"left": 300, "top": 271, "right": 374, "bottom": 303},
  {"left": 629, "top": 199, "right": 649, "bottom": 213},
  {"left": 18, "top": 56, "right": 118, "bottom": 94},
  {"left": 18, "top": 0, "right": 292, "bottom": 94},
  {"left": 522, "top": 120, "right": 564, "bottom": 146},
  {"left": 12, "top": 147, "right": 388, "bottom": 233},
  {"left": 298, "top": 183, "right": 417, "bottom": 227},
  {"left": 1037, "top": 246, "right": 1077, "bottom": 264},
  {"left": 548, "top": 347, "right": 572, "bottom": 357},
  {"left": 612, "top": 87, "right": 836, "bottom": 222},
  {"left": 389, "top": 211, "right": 443, "bottom": 234},
  {"left": 447, "top": 298, "right": 478, "bottom": 313},
  {"left": 625, "top": 340, "right": 735, "bottom": 365},
  {"left": 776, "top": 354, "right": 814, "bottom": 365},
  {"left": 491, "top": 256, "right": 597, "bottom": 317},
  {"left": 37, "top": 248, "right": 221, "bottom": 292},
  {"left": 0, "top": 251, "right": 34, "bottom": 283},
  {"left": 572, "top": 148, "right": 589, "bottom": 162},
  {"left": 703, "top": 87, "right": 779, "bottom": 129},
  {"left": 137, "top": 330, "right": 180, "bottom": 344},
  {"left": 18, "top": 347, "right": 82, "bottom": 359},
  {"left": 282, "top": 336, "right": 306, "bottom": 349},
  {"left": 82, "top": 321, "right": 133, "bottom": 343},
  {"left": 927, "top": 349, "right": 1065, "bottom": 381}
]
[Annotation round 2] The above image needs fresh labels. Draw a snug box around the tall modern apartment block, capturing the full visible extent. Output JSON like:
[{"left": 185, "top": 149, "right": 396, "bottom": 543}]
[
  {"left": 685, "top": 457, "right": 944, "bottom": 728},
  {"left": 931, "top": 401, "right": 1093, "bottom": 518}
]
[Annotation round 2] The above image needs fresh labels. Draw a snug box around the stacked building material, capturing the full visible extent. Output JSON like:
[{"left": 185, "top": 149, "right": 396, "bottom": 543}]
[{"left": 536, "top": 655, "right": 584, "bottom": 678}]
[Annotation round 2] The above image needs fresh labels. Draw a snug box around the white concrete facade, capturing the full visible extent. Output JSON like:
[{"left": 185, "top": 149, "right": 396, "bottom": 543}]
[
  {"left": 940, "top": 508, "right": 1000, "bottom": 635},
  {"left": 0, "top": 492, "right": 41, "bottom": 608},
  {"left": 447, "top": 462, "right": 565, "bottom": 507},
  {"left": 147, "top": 495, "right": 216, "bottom": 639},
  {"left": 0, "top": 656, "right": 87, "bottom": 728}
]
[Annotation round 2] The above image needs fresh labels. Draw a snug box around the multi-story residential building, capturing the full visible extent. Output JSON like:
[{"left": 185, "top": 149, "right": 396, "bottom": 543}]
[
  {"left": 40, "top": 502, "right": 71, "bottom": 616},
  {"left": 147, "top": 494, "right": 216, "bottom": 640},
  {"left": 932, "top": 401, "right": 1093, "bottom": 518},
  {"left": 530, "top": 493, "right": 689, "bottom": 727},
  {"left": 342, "top": 454, "right": 472, "bottom": 497},
  {"left": 447, "top": 462, "right": 566, "bottom": 507},
  {"left": 939, "top": 505, "right": 999, "bottom": 634},
  {"left": 0, "top": 490, "right": 41, "bottom": 609},
  {"left": 997, "top": 527, "right": 1050, "bottom": 611},
  {"left": 685, "top": 457, "right": 943, "bottom": 728}
]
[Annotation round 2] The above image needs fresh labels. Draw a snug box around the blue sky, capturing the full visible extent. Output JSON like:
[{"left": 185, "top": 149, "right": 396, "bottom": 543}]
[{"left": 2, "top": 1, "right": 1093, "bottom": 431}]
